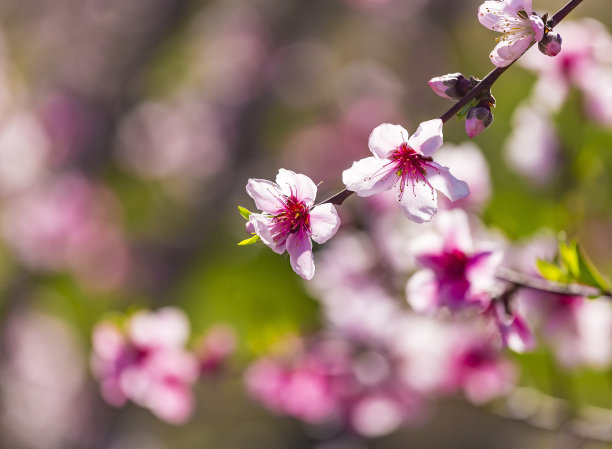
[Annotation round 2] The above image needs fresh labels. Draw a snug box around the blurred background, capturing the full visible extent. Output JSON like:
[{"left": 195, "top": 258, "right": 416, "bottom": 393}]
[{"left": 1, "top": 0, "right": 612, "bottom": 448}]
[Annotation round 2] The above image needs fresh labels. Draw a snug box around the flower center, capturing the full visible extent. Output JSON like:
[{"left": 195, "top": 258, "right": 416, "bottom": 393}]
[
  {"left": 270, "top": 194, "right": 311, "bottom": 244},
  {"left": 440, "top": 249, "right": 469, "bottom": 280},
  {"left": 389, "top": 143, "right": 435, "bottom": 200}
]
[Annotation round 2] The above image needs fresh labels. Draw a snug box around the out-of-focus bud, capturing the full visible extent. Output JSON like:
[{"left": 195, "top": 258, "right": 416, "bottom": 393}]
[
  {"left": 465, "top": 101, "right": 494, "bottom": 138},
  {"left": 428, "top": 73, "right": 475, "bottom": 100},
  {"left": 538, "top": 31, "right": 562, "bottom": 56}
]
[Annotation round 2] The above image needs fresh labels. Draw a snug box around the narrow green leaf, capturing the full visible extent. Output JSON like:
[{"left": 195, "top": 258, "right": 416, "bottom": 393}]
[
  {"left": 558, "top": 240, "right": 580, "bottom": 279},
  {"left": 575, "top": 244, "right": 610, "bottom": 294},
  {"left": 238, "top": 234, "right": 260, "bottom": 246},
  {"left": 238, "top": 206, "right": 252, "bottom": 220},
  {"left": 536, "top": 259, "right": 566, "bottom": 283}
]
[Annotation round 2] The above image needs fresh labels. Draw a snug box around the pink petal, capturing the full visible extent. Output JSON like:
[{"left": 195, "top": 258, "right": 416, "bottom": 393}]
[
  {"left": 478, "top": 1, "right": 518, "bottom": 31},
  {"left": 342, "top": 156, "right": 397, "bottom": 197},
  {"left": 406, "top": 269, "right": 439, "bottom": 314},
  {"left": 129, "top": 308, "right": 190, "bottom": 348},
  {"left": 92, "top": 323, "right": 125, "bottom": 361},
  {"left": 368, "top": 123, "right": 409, "bottom": 159},
  {"left": 436, "top": 209, "right": 474, "bottom": 253},
  {"left": 508, "top": 0, "right": 532, "bottom": 13},
  {"left": 504, "top": 314, "right": 535, "bottom": 353},
  {"left": 147, "top": 382, "right": 194, "bottom": 424},
  {"left": 426, "top": 162, "right": 470, "bottom": 202},
  {"left": 530, "top": 14, "right": 545, "bottom": 42},
  {"left": 246, "top": 178, "right": 284, "bottom": 214},
  {"left": 407, "top": 119, "right": 444, "bottom": 157},
  {"left": 491, "top": 35, "right": 533, "bottom": 67},
  {"left": 466, "top": 250, "right": 502, "bottom": 292},
  {"left": 250, "top": 214, "right": 286, "bottom": 254},
  {"left": 286, "top": 231, "right": 315, "bottom": 280},
  {"left": 276, "top": 169, "right": 317, "bottom": 205},
  {"left": 309, "top": 203, "right": 341, "bottom": 244},
  {"left": 397, "top": 180, "right": 438, "bottom": 223}
]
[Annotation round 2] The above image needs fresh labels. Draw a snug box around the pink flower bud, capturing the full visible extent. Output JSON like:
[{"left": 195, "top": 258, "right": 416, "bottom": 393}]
[
  {"left": 538, "top": 31, "right": 562, "bottom": 57},
  {"left": 245, "top": 220, "right": 255, "bottom": 235},
  {"left": 465, "top": 106, "right": 493, "bottom": 138},
  {"left": 428, "top": 73, "right": 474, "bottom": 100}
]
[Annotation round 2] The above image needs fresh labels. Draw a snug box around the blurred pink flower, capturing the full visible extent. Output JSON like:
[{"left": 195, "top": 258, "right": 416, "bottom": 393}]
[
  {"left": 434, "top": 142, "right": 491, "bottom": 211},
  {"left": 504, "top": 102, "right": 560, "bottom": 185},
  {"left": 478, "top": 0, "right": 544, "bottom": 67},
  {"left": 342, "top": 120, "right": 469, "bottom": 223},
  {"left": 196, "top": 324, "right": 237, "bottom": 375},
  {"left": 91, "top": 308, "right": 199, "bottom": 424},
  {"left": 247, "top": 169, "right": 340, "bottom": 280},
  {"left": 1, "top": 174, "right": 130, "bottom": 289},
  {"left": 406, "top": 209, "right": 502, "bottom": 313},
  {"left": 520, "top": 19, "right": 612, "bottom": 125}
]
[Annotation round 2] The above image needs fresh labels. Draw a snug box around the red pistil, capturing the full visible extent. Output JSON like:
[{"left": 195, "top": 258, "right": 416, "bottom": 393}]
[
  {"left": 269, "top": 193, "right": 311, "bottom": 244},
  {"left": 388, "top": 143, "right": 436, "bottom": 200}
]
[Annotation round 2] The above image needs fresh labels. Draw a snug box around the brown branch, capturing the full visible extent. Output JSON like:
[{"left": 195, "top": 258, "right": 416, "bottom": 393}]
[
  {"left": 496, "top": 266, "right": 609, "bottom": 298},
  {"left": 318, "top": 0, "right": 584, "bottom": 207}
]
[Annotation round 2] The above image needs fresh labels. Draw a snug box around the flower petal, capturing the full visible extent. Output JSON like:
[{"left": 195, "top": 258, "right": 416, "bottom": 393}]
[
  {"left": 406, "top": 269, "right": 439, "bottom": 314},
  {"left": 491, "top": 34, "right": 533, "bottom": 67},
  {"left": 309, "top": 203, "right": 340, "bottom": 244},
  {"left": 478, "top": 1, "right": 518, "bottom": 31},
  {"left": 342, "top": 157, "right": 397, "bottom": 197},
  {"left": 368, "top": 124, "right": 409, "bottom": 159},
  {"left": 530, "top": 14, "right": 545, "bottom": 42},
  {"left": 407, "top": 119, "right": 443, "bottom": 157},
  {"left": 508, "top": 0, "right": 532, "bottom": 14},
  {"left": 426, "top": 161, "right": 470, "bottom": 202},
  {"left": 397, "top": 180, "right": 438, "bottom": 223},
  {"left": 246, "top": 178, "right": 284, "bottom": 214},
  {"left": 250, "top": 214, "right": 286, "bottom": 254},
  {"left": 286, "top": 231, "right": 314, "bottom": 280},
  {"left": 276, "top": 169, "right": 317, "bottom": 205}
]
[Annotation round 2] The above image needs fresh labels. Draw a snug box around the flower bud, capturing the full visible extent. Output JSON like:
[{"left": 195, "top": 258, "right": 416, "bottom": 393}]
[
  {"left": 538, "top": 31, "right": 562, "bottom": 57},
  {"left": 245, "top": 220, "right": 255, "bottom": 235},
  {"left": 428, "top": 73, "right": 475, "bottom": 100},
  {"left": 465, "top": 106, "right": 493, "bottom": 138}
]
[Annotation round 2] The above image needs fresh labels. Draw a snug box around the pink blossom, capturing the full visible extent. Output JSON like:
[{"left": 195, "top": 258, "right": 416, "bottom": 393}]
[
  {"left": 246, "top": 169, "right": 340, "bottom": 280},
  {"left": 465, "top": 105, "right": 493, "bottom": 138},
  {"left": 91, "top": 308, "right": 199, "bottom": 424},
  {"left": 406, "top": 210, "right": 502, "bottom": 313},
  {"left": 342, "top": 120, "right": 469, "bottom": 223},
  {"left": 196, "top": 324, "right": 237, "bottom": 375},
  {"left": 478, "top": 0, "right": 545, "bottom": 67},
  {"left": 538, "top": 31, "right": 562, "bottom": 57},
  {"left": 484, "top": 301, "right": 535, "bottom": 353}
]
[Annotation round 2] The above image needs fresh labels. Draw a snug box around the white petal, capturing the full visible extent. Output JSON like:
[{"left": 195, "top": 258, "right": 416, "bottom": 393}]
[
  {"left": 494, "top": 34, "right": 533, "bottom": 62},
  {"left": 246, "top": 178, "right": 284, "bottom": 214},
  {"left": 250, "top": 214, "right": 286, "bottom": 254},
  {"left": 406, "top": 269, "right": 439, "bottom": 314},
  {"left": 309, "top": 203, "right": 340, "bottom": 244},
  {"left": 342, "top": 157, "right": 397, "bottom": 197},
  {"left": 478, "top": 1, "right": 519, "bottom": 31},
  {"left": 530, "top": 14, "right": 545, "bottom": 42},
  {"left": 407, "top": 119, "right": 443, "bottom": 157},
  {"left": 397, "top": 180, "right": 438, "bottom": 223},
  {"left": 286, "top": 232, "right": 314, "bottom": 280},
  {"left": 368, "top": 124, "right": 409, "bottom": 159},
  {"left": 276, "top": 169, "right": 317, "bottom": 205},
  {"left": 508, "top": 0, "right": 532, "bottom": 13},
  {"left": 426, "top": 162, "right": 470, "bottom": 202}
]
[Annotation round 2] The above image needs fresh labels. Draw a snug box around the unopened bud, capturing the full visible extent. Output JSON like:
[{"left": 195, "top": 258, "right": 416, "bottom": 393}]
[
  {"left": 538, "top": 31, "right": 562, "bottom": 57},
  {"left": 428, "top": 73, "right": 475, "bottom": 100},
  {"left": 245, "top": 220, "right": 255, "bottom": 235},
  {"left": 465, "top": 106, "right": 493, "bottom": 138}
]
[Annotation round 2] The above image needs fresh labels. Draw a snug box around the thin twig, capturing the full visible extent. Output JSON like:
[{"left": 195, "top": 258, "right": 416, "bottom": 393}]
[
  {"left": 318, "top": 0, "right": 584, "bottom": 207},
  {"left": 496, "top": 266, "right": 609, "bottom": 298}
]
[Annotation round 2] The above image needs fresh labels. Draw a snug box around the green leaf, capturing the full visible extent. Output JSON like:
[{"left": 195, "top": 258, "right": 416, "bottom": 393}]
[
  {"left": 238, "top": 234, "right": 260, "bottom": 246},
  {"left": 456, "top": 99, "right": 477, "bottom": 119},
  {"left": 238, "top": 206, "right": 252, "bottom": 220},
  {"left": 558, "top": 239, "right": 580, "bottom": 279},
  {"left": 536, "top": 259, "right": 567, "bottom": 283},
  {"left": 575, "top": 243, "right": 610, "bottom": 294}
]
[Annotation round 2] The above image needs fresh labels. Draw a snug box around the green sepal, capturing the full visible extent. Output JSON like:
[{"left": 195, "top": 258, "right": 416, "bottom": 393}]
[
  {"left": 536, "top": 259, "right": 567, "bottom": 283},
  {"left": 456, "top": 98, "right": 478, "bottom": 119},
  {"left": 575, "top": 243, "right": 610, "bottom": 295},
  {"left": 238, "top": 234, "right": 260, "bottom": 246},
  {"left": 238, "top": 206, "right": 252, "bottom": 220}
]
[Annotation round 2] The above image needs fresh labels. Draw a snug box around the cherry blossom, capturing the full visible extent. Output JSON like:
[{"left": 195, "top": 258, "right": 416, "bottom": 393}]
[
  {"left": 478, "top": 0, "right": 545, "bottom": 67},
  {"left": 406, "top": 210, "right": 502, "bottom": 313},
  {"left": 342, "top": 120, "right": 469, "bottom": 223},
  {"left": 90, "top": 308, "right": 199, "bottom": 424},
  {"left": 246, "top": 169, "right": 340, "bottom": 280}
]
